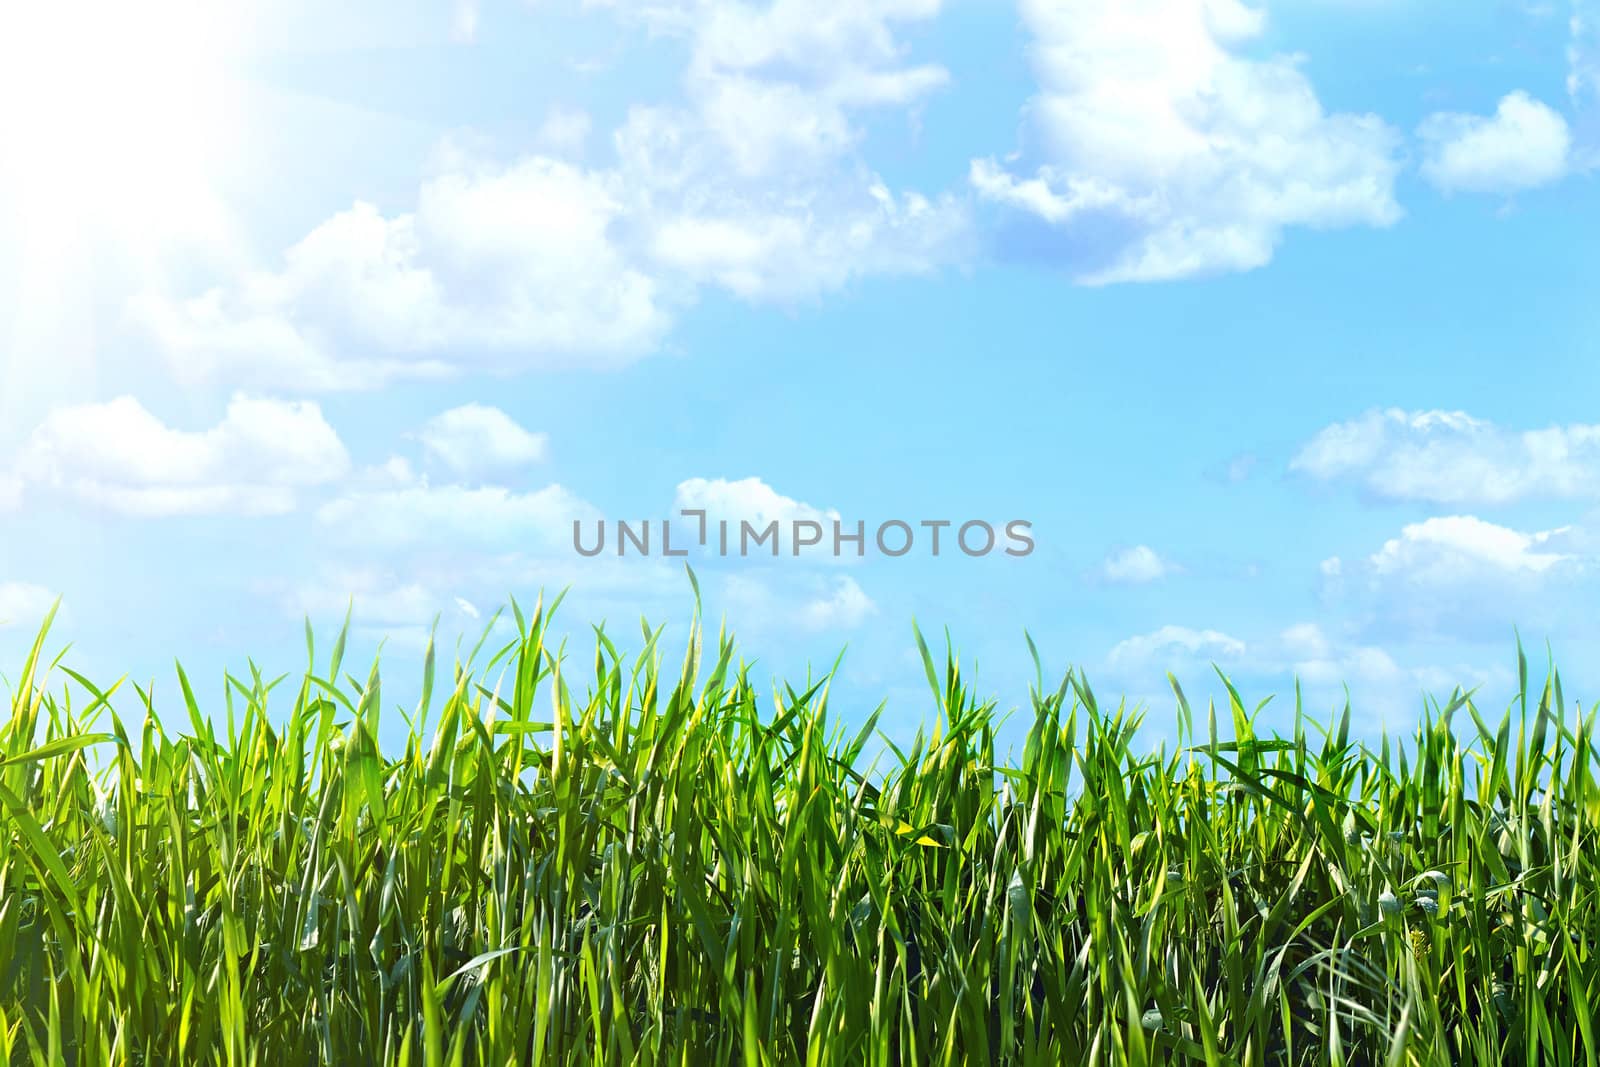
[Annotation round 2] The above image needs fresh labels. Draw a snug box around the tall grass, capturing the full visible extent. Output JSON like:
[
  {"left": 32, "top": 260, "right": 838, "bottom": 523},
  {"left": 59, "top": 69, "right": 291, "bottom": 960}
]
[{"left": 1, "top": 589, "right": 1597, "bottom": 1065}]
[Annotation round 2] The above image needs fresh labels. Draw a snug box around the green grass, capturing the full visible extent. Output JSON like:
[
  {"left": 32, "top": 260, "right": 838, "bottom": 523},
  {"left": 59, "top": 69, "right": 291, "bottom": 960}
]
[{"left": 1, "top": 589, "right": 1598, "bottom": 1065}]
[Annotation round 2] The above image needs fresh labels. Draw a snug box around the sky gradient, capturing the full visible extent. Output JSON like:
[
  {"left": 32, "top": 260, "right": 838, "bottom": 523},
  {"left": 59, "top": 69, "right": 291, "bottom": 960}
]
[{"left": 2, "top": 0, "right": 1597, "bottom": 752}]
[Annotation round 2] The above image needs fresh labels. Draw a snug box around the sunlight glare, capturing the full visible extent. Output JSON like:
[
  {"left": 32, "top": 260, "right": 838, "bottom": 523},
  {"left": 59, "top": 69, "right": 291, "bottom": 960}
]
[{"left": 0, "top": 0, "right": 246, "bottom": 254}]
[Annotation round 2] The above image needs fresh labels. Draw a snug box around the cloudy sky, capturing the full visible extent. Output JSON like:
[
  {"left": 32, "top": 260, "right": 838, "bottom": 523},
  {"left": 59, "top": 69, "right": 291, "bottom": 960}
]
[{"left": 1, "top": 0, "right": 1597, "bottom": 750}]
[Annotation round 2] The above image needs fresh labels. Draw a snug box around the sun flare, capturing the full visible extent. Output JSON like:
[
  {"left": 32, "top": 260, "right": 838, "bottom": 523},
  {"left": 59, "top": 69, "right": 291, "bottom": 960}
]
[{"left": 0, "top": 0, "right": 245, "bottom": 259}]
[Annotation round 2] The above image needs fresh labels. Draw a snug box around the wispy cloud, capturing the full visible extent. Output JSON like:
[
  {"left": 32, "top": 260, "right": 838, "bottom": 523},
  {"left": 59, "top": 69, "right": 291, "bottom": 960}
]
[
  {"left": 1097, "top": 545, "right": 1179, "bottom": 584},
  {"left": 799, "top": 576, "right": 877, "bottom": 630},
  {"left": 1572, "top": 0, "right": 1600, "bottom": 105},
  {"left": 1106, "top": 625, "right": 1247, "bottom": 670}
]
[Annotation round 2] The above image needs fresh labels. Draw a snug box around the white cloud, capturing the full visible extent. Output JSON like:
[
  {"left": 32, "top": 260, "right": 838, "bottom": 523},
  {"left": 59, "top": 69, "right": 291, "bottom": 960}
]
[
  {"left": 1367, "top": 516, "right": 1577, "bottom": 583},
  {"left": 972, "top": 0, "right": 1402, "bottom": 283},
  {"left": 0, "top": 582, "right": 57, "bottom": 628},
  {"left": 13, "top": 395, "right": 349, "bottom": 516},
  {"left": 599, "top": 0, "right": 950, "bottom": 171},
  {"left": 135, "top": 159, "right": 671, "bottom": 390},
  {"left": 135, "top": 1, "right": 968, "bottom": 391},
  {"left": 641, "top": 178, "right": 967, "bottom": 301},
  {"left": 1292, "top": 645, "right": 1405, "bottom": 689},
  {"left": 675, "top": 476, "right": 836, "bottom": 526},
  {"left": 317, "top": 482, "right": 595, "bottom": 549},
  {"left": 673, "top": 476, "right": 843, "bottom": 556},
  {"left": 1277, "top": 621, "right": 1404, "bottom": 690},
  {"left": 799, "top": 576, "right": 877, "bottom": 630},
  {"left": 418, "top": 404, "right": 548, "bottom": 477},
  {"left": 1317, "top": 516, "right": 1590, "bottom": 645},
  {"left": 1418, "top": 91, "right": 1572, "bottom": 194},
  {"left": 606, "top": 0, "right": 970, "bottom": 299},
  {"left": 0, "top": 472, "right": 20, "bottom": 513},
  {"left": 1290, "top": 408, "right": 1600, "bottom": 504},
  {"left": 1106, "top": 624, "right": 1247, "bottom": 669},
  {"left": 349, "top": 455, "right": 421, "bottom": 491},
  {"left": 1098, "top": 544, "right": 1177, "bottom": 583}
]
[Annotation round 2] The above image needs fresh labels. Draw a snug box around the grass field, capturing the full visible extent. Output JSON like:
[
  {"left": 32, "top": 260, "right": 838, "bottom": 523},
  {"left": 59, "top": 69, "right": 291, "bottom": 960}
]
[{"left": 1, "top": 589, "right": 1597, "bottom": 1065}]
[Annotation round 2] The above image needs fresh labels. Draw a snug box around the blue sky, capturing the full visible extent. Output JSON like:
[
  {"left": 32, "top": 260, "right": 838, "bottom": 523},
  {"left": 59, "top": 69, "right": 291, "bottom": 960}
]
[{"left": 1, "top": 0, "right": 1597, "bottom": 752}]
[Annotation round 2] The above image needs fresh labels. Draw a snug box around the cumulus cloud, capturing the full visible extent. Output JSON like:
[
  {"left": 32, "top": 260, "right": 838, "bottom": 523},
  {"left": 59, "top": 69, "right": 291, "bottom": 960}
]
[
  {"left": 1290, "top": 408, "right": 1600, "bottom": 505},
  {"left": 417, "top": 404, "right": 548, "bottom": 477},
  {"left": 675, "top": 476, "right": 836, "bottom": 526},
  {"left": 1098, "top": 545, "right": 1178, "bottom": 584},
  {"left": 0, "top": 582, "right": 57, "bottom": 628},
  {"left": 1418, "top": 91, "right": 1572, "bottom": 194},
  {"left": 135, "top": 159, "right": 671, "bottom": 390},
  {"left": 1320, "top": 516, "right": 1589, "bottom": 644},
  {"left": 972, "top": 0, "right": 1402, "bottom": 283},
  {"left": 672, "top": 476, "right": 843, "bottom": 556},
  {"left": 1366, "top": 516, "right": 1578, "bottom": 583},
  {"left": 12, "top": 395, "right": 349, "bottom": 516},
  {"left": 135, "top": 0, "right": 969, "bottom": 391},
  {"left": 605, "top": 0, "right": 971, "bottom": 300},
  {"left": 1106, "top": 624, "right": 1247, "bottom": 669}
]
